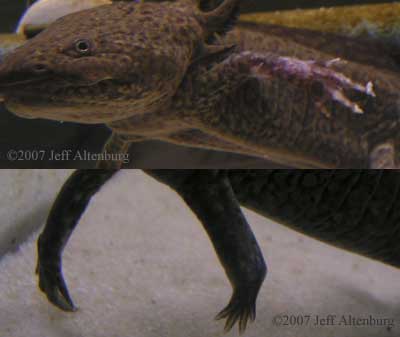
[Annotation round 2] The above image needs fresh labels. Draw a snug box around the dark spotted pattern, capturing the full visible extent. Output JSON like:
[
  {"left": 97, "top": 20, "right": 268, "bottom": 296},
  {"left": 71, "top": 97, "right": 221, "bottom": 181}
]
[
  {"left": 0, "top": 0, "right": 204, "bottom": 121},
  {"left": 0, "top": 0, "right": 400, "bottom": 168}
]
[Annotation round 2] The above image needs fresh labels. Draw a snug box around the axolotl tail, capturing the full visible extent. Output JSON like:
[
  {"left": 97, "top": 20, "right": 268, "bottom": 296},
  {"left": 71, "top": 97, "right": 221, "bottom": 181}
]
[{"left": 229, "top": 170, "right": 400, "bottom": 269}]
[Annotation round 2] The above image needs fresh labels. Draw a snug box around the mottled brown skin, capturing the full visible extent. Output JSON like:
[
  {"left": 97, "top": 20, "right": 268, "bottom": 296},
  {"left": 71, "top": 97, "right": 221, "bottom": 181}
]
[
  {"left": 0, "top": 0, "right": 399, "bottom": 168},
  {"left": 0, "top": 0, "right": 203, "bottom": 121},
  {"left": 173, "top": 28, "right": 398, "bottom": 169}
]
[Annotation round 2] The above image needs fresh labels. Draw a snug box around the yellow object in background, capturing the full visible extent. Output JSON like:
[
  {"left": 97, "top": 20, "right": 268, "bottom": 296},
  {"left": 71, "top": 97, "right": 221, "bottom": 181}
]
[
  {"left": 0, "top": 34, "right": 25, "bottom": 60},
  {"left": 240, "top": 3, "right": 400, "bottom": 42}
]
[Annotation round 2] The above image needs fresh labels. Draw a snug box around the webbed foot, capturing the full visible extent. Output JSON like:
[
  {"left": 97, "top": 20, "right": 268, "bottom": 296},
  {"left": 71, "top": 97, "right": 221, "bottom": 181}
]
[{"left": 36, "top": 235, "right": 76, "bottom": 312}]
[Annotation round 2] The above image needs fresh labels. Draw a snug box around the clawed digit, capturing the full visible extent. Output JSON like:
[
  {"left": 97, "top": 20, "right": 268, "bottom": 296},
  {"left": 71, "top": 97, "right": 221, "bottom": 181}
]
[
  {"left": 245, "top": 52, "right": 376, "bottom": 115},
  {"left": 215, "top": 288, "right": 257, "bottom": 334},
  {"left": 36, "top": 240, "right": 76, "bottom": 312}
]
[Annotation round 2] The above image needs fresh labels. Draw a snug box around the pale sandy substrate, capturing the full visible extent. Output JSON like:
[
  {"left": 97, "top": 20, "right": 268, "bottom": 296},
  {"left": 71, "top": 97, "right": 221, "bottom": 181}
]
[
  {"left": 0, "top": 169, "right": 72, "bottom": 257},
  {"left": 0, "top": 170, "right": 399, "bottom": 337}
]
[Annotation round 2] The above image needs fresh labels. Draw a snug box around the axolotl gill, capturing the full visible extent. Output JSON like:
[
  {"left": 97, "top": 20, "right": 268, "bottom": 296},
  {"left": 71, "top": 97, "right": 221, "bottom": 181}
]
[{"left": 2, "top": 0, "right": 400, "bottom": 168}]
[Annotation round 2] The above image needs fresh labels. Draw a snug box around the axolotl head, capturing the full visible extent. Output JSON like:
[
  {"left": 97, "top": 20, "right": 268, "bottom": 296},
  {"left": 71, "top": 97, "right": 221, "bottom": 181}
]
[{"left": 0, "top": 0, "right": 239, "bottom": 123}]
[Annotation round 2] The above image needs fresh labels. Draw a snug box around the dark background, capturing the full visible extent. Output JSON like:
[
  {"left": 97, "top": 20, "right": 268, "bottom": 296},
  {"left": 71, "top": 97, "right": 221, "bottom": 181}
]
[{"left": 0, "top": 0, "right": 397, "bottom": 168}]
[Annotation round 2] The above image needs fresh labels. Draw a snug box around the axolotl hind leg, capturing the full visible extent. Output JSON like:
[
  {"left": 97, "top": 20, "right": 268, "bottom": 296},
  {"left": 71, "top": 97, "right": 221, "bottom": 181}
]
[
  {"left": 146, "top": 170, "right": 267, "bottom": 334},
  {"left": 36, "top": 170, "right": 116, "bottom": 311},
  {"left": 37, "top": 169, "right": 266, "bottom": 334}
]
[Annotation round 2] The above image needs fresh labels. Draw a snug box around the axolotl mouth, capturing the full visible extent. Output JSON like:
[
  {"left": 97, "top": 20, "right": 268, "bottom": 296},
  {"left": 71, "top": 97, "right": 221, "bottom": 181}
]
[
  {"left": 0, "top": 39, "right": 176, "bottom": 123},
  {"left": 0, "top": 73, "right": 173, "bottom": 124},
  {"left": 0, "top": 38, "right": 41, "bottom": 114},
  {"left": 0, "top": 74, "right": 52, "bottom": 119}
]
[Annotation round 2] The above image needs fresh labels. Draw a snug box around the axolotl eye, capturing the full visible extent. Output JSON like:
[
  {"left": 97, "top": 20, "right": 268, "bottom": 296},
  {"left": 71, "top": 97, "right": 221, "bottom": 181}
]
[{"left": 74, "top": 39, "right": 91, "bottom": 55}]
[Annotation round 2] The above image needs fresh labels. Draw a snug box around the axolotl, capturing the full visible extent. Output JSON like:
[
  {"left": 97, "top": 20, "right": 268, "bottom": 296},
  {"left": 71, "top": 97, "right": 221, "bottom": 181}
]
[{"left": 2, "top": 0, "right": 400, "bottom": 168}]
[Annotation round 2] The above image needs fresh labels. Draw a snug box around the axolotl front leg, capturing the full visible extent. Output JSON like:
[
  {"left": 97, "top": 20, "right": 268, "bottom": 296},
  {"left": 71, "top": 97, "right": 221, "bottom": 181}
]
[
  {"left": 99, "top": 52, "right": 378, "bottom": 169},
  {"left": 177, "top": 50, "right": 389, "bottom": 168},
  {"left": 36, "top": 169, "right": 267, "bottom": 334}
]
